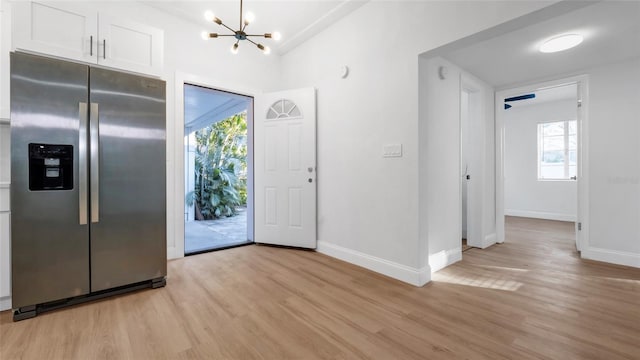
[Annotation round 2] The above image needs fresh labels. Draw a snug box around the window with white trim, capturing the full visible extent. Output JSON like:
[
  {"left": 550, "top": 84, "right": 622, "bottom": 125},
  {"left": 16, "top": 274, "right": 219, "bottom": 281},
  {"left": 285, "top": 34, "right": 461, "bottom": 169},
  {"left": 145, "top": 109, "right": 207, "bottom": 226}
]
[{"left": 538, "top": 120, "right": 577, "bottom": 180}]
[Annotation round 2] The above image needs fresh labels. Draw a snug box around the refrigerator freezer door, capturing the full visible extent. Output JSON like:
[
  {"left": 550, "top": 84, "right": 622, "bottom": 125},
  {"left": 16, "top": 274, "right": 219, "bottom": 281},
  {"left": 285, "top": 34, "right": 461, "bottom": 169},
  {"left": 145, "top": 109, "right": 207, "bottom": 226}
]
[
  {"left": 89, "top": 68, "right": 166, "bottom": 292},
  {"left": 11, "top": 52, "right": 90, "bottom": 308}
]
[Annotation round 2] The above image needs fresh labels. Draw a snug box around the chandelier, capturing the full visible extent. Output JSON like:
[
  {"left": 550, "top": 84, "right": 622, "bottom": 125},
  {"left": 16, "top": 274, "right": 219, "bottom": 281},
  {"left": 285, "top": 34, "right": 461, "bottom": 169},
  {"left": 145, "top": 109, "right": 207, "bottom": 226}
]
[{"left": 200, "top": 0, "right": 281, "bottom": 55}]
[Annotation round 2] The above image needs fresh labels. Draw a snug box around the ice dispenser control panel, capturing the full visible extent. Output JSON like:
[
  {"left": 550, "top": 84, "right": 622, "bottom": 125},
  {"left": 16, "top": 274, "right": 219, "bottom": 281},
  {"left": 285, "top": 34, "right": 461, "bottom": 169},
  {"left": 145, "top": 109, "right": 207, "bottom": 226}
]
[{"left": 29, "top": 143, "right": 73, "bottom": 191}]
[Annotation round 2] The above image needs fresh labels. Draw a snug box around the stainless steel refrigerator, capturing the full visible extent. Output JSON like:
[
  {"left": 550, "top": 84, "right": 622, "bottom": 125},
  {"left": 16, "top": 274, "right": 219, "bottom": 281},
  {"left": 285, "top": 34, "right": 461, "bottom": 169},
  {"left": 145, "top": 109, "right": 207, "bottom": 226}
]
[{"left": 10, "top": 52, "right": 166, "bottom": 320}]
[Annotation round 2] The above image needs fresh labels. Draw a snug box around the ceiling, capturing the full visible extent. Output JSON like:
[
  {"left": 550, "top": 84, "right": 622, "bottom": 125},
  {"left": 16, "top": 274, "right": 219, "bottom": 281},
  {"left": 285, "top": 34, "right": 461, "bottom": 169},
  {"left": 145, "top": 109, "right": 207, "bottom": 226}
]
[
  {"left": 444, "top": 1, "right": 640, "bottom": 88},
  {"left": 184, "top": 84, "right": 251, "bottom": 132},
  {"left": 504, "top": 83, "right": 577, "bottom": 110},
  {"left": 146, "top": 0, "right": 367, "bottom": 55}
]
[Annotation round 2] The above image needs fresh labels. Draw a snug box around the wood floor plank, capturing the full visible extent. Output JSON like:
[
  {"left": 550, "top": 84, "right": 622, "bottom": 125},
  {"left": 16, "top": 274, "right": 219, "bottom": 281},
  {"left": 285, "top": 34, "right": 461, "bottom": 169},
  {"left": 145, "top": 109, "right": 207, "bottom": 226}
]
[{"left": 1, "top": 216, "right": 639, "bottom": 359}]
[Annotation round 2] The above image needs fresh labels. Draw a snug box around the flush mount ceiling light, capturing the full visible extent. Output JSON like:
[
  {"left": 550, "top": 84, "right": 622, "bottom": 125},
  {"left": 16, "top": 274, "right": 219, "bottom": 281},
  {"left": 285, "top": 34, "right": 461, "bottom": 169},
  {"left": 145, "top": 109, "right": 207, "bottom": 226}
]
[
  {"left": 200, "top": 0, "right": 281, "bottom": 55},
  {"left": 539, "top": 34, "right": 583, "bottom": 53}
]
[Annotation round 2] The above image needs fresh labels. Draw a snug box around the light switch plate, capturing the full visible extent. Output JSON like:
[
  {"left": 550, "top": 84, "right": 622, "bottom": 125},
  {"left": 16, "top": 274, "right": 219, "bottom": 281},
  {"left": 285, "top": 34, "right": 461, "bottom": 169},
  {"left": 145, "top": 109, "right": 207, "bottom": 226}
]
[{"left": 383, "top": 143, "right": 402, "bottom": 158}]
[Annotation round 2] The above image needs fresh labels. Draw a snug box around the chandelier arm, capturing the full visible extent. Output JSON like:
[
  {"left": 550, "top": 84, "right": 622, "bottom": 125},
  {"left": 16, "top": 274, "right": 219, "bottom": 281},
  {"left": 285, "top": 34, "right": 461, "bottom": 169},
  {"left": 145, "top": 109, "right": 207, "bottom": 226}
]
[
  {"left": 245, "top": 38, "right": 259, "bottom": 46},
  {"left": 245, "top": 34, "right": 268, "bottom": 37},
  {"left": 215, "top": 34, "right": 237, "bottom": 37},
  {"left": 219, "top": 22, "right": 236, "bottom": 34},
  {"left": 239, "top": 0, "right": 243, "bottom": 30}
]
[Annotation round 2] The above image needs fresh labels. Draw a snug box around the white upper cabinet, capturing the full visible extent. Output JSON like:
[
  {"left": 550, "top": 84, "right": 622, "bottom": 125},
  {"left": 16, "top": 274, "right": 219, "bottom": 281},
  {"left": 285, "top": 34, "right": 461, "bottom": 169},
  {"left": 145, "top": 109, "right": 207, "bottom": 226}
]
[
  {"left": 1, "top": 0, "right": 12, "bottom": 119},
  {"left": 13, "top": 2, "right": 163, "bottom": 76},
  {"left": 98, "top": 14, "right": 163, "bottom": 76},
  {"left": 13, "top": 2, "right": 97, "bottom": 63}
]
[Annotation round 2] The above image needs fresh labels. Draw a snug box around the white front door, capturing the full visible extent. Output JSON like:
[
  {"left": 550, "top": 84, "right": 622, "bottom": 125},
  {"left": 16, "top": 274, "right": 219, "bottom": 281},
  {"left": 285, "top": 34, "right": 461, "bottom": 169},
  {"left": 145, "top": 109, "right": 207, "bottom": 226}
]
[{"left": 255, "top": 88, "right": 316, "bottom": 248}]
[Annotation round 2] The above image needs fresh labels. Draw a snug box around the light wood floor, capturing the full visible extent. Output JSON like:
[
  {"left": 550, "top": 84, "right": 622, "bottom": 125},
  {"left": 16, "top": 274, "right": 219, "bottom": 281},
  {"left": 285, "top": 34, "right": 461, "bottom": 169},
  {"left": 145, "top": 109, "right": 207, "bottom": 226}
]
[{"left": 1, "top": 216, "right": 639, "bottom": 359}]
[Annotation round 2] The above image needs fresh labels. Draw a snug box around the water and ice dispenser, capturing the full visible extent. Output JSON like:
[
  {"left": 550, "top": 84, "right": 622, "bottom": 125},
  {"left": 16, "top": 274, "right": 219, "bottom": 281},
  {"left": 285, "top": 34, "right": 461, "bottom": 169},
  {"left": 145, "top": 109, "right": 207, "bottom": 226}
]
[{"left": 28, "top": 143, "right": 73, "bottom": 191}]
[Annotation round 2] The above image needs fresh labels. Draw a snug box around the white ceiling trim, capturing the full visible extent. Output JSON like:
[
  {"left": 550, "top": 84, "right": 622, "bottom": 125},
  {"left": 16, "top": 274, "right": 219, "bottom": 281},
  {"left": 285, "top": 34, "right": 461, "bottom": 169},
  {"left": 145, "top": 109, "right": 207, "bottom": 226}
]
[
  {"left": 277, "top": 0, "right": 369, "bottom": 55},
  {"left": 143, "top": 0, "right": 369, "bottom": 56}
]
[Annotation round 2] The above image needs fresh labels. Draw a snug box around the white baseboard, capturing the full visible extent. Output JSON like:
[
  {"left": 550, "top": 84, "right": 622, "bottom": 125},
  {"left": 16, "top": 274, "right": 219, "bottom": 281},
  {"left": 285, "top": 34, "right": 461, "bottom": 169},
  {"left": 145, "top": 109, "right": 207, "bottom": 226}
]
[
  {"left": 505, "top": 209, "right": 576, "bottom": 222},
  {"left": 167, "top": 246, "right": 183, "bottom": 260},
  {"left": 317, "top": 241, "right": 431, "bottom": 286},
  {"left": 429, "top": 248, "right": 462, "bottom": 273},
  {"left": 581, "top": 247, "right": 640, "bottom": 268},
  {"left": 0, "top": 296, "right": 11, "bottom": 311},
  {"left": 482, "top": 233, "right": 497, "bottom": 248}
]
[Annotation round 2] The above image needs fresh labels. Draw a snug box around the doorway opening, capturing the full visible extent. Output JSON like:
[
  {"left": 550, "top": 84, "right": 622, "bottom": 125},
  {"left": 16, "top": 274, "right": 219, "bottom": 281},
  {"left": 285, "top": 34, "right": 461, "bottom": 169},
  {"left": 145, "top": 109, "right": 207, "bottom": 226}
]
[
  {"left": 460, "top": 88, "right": 476, "bottom": 253},
  {"left": 459, "top": 73, "right": 486, "bottom": 255},
  {"left": 497, "top": 80, "right": 584, "bottom": 252},
  {"left": 461, "top": 89, "right": 471, "bottom": 252},
  {"left": 183, "top": 84, "right": 254, "bottom": 255}
]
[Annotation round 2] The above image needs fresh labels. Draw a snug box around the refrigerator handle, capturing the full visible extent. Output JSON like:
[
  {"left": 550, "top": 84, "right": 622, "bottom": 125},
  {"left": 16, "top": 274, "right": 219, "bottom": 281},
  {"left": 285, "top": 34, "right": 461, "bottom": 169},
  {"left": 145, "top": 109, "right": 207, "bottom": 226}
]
[
  {"left": 79, "top": 103, "right": 88, "bottom": 225},
  {"left": 90, "top": 103, "right": 100, "bottom": 223}
]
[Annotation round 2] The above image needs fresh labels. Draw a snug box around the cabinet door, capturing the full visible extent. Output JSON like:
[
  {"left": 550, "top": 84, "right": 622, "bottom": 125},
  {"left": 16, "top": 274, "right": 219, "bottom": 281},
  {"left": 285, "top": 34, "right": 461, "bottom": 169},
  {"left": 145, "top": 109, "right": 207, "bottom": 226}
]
[
  {"left": 98, "top": 14, "right": 164, "bottom": 76},
  {"left": 13, "top": 2, "right": 97, "bottom": 63},
  {"left": 1, "top": 0, "right": 11, "bottom": 119}
]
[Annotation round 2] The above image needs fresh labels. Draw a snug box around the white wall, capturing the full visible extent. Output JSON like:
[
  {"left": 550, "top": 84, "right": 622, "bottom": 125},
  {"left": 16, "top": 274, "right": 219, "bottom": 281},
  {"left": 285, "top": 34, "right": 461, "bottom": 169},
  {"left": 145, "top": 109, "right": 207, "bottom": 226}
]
[
  {"left": 421, "top": 57, "right": 464, "bottom": 272},
  {"left": 0, "top": 0, "right": 280, "bottom": 310},
  {"left": 420, "top": 57, "right": 495, "bottom": 273},
  {"left": 582, "top": 58, "right": 640, "bottom": 267},
  {"left": 504, "top": 99, "right": 578, "bottom": 221},
  {"left": 279, "top": 1, "right": 544, "bottom": 284}
]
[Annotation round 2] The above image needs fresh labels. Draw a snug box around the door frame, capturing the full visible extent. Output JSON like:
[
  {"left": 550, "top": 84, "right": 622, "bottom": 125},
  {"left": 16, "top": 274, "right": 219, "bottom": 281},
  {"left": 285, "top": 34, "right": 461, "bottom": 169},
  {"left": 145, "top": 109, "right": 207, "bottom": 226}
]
[
  {"left": 460, "top": 74, "right": 485, "bottom": 249},
  {"left": 495, "top": 74, "right": 589, "bottom": 251},
  {"left": 169, "top": 72, "right": 257, "bottom": 259}
]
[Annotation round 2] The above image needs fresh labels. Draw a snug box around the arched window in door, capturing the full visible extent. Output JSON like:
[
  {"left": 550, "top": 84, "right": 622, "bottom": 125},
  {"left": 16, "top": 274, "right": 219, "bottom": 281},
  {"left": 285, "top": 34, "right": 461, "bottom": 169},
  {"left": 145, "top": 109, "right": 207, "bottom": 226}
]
[{"left": 266, "top": 99, "right": 301, "bottom": 120}]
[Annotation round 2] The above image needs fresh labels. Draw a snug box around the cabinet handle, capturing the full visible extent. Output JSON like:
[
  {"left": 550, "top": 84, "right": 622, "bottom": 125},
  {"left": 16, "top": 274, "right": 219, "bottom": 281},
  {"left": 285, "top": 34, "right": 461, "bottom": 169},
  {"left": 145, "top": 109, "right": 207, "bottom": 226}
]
[
  {"left": 103, "top": 39, "right": 106, "bottom": 59},
  {"left": 90, "top": 36, "right": 93, "bottom": 56}
]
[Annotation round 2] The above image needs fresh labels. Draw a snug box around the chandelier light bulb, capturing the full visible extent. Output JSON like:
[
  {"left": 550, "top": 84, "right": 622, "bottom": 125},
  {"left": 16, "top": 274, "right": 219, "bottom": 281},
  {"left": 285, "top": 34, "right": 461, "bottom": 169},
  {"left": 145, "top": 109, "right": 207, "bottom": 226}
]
[
  {"left": 204, "top": 10, "right": 215, "bottom": 22},
  {"left": 272, "top": 31, "right": 282, "bottom": 41},
  {"left": 231, "top": 43, "right": 239, "bottom": 54},
  {"left": 200, "top": 31, "right": 210, "bottom": 41},
  {"left": 263, "top": 46, "right": 271, "bottom": 55},
  {"left": 244, "top": 11, "right": 255, "bottom": 24}
]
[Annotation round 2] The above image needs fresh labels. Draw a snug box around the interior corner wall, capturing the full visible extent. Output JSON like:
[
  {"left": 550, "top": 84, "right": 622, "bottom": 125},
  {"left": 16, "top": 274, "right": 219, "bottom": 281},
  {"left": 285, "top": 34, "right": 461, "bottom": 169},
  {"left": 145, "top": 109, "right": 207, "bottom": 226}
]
[
  {"left": 504, "top": 99, "right": 578, "bottom": 221},
  {"left": 583, "top": 57, "right": 640, "bottom": 267},
  {"left": 422, "top": 57, "right": 463, "bottom": 272},
  {"left": 420, "top": 57, "right": 496, "bottom": 273},
  {"left": 281, "top": 1, "right": 550, "bottom": 285},
  {"left": 277, "top": 1, "right": 551, "bottom": 285}
]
